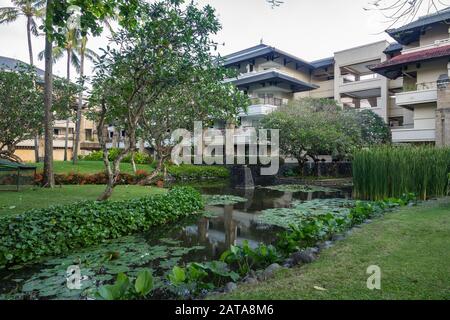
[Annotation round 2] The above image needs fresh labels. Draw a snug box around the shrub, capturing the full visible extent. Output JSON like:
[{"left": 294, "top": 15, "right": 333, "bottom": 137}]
[
  {"left": 0, "top": 187, "right": 204, "bottom": 266},
  {"left": 82, "top": 149, "right": 153, "bottom": 164},
  {"left": 353, "top": 146, "right": 450, "bottom": 200},
  {"left": 167, "top": 165, "right": 229, "bottom": 181}
]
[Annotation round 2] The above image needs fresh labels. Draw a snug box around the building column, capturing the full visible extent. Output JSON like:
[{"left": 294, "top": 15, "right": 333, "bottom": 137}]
[{"left": 436, "top": 86, "right": 450, "bottom": 147}]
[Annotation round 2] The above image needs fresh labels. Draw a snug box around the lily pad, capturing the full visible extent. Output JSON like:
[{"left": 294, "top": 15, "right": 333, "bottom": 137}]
[
  {"left": 261, "top": 184, "right": 340, "bottom": 193},
  {"left": 203, "top": 195, "right": 248, "bottom": 206}
]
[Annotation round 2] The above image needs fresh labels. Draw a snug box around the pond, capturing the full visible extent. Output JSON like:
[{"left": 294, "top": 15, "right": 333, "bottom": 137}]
[{"left": 0, "top": 181, "right": 352, "bottom": 300}]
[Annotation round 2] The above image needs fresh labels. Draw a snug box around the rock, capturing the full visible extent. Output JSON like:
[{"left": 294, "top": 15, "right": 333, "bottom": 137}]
[
  {"left": 244, "top": 277, "right": 258, "bottom": 285},
  {"left": 364, "top": 219, "right": 373, "bottom": 224},
  {"left": 331, "top": 234, "right": 345, "bottom": 242},
  {"left": 291, "top": 248, "right": 317, "bottom": 265},
  {"left": 224, "top": 282, "right": 237, "bottom": 293},
  {"left": 282, "top": 258, "right": 295, "bottom": 268},
  {"left": 260, "top": 263, "right": 281, "bottom": 280},
  {"left": 317, "top": 241, "right": 333, "bottom": 250}
]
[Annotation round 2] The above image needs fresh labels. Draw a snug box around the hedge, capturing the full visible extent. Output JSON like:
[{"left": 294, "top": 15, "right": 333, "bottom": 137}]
[
  {"left": 167, "top": 165, "right": 230, "bottom": 181},
  {"left": 0, "top": 187, "right": 204, "bottom": 266}
]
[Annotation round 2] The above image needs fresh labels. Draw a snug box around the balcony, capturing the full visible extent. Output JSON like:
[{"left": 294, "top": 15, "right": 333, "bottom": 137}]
[
  {"left": 391, "top": 128, "right": 436, "bottom": 143},
  {"left": 395, "top": 82, "right": 438, "bottom": 106},
  {"left": 402, "top": 38, "right": 450, "bottom": 54},
  {"left": 239, "top": 97, "right": 284, "bottom": 117}
]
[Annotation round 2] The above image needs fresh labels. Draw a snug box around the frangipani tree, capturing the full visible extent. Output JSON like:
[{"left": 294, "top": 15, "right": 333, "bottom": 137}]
[{"left": 89, "top": 0, "right": 246, "bottom": 200}]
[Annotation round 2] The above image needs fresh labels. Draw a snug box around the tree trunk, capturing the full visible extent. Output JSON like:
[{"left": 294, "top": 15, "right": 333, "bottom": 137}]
[
  {"left": 131, "top": 151, "right": 137, "bottom": 174},
  {"left": 43, "top": 0, "right": 54, "bottom": 188},
  {"left": 72, "top": 38, "right": 86, "bottom": 164},
  {"left": 27, "top": 16, "right": 40, "bottom": 163},
  {"left": 64, "top": 49, "right": 72, "bottom": 162},
  {"left": 139, "top": 157, "right": 164, "bottom": 185}
]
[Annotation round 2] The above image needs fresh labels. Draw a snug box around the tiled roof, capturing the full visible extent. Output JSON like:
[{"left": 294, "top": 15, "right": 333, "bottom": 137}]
[
  {"left": 370, "top": 44, "right": 450, "bottom": 76},
  {"left": 310, "top": 57, "right": 334, "bottom": 69},
  {"left": 387, "top": 8, "right": 450, "bottom": 44},
  {"left": 224, "top": 69, "right": 319, "bottom": 93},
  {"left": 222, "top": 44, "right": 316, "bottom": 70},
  {"left": 383, "top": 42, "right": 403, "bottom": 54},
  {"left": 0, "top": 56, "right": 45, "bottom": 78}
]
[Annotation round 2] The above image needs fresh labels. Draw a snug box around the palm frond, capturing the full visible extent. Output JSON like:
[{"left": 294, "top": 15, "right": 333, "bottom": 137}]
[
  {"left": 0, "top": 7, "right": 21, "bottom": 24},
  {"left": 84, "top": 48, "right": 100, "bottom": 62},
  {"left": 71, "top": 53, "right": 81, "bottom": 73},
  {"left": 30, "top": 17, "right": 40, "bottom": 36}
]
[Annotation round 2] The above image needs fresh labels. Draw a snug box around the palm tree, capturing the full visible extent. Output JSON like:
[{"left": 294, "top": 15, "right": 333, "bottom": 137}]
[
  {"left": 0, "top": 0, "right": 45, "bottom": 162},
  {"left": 38, "top": 30, "right": 98, "bottom": 161}
]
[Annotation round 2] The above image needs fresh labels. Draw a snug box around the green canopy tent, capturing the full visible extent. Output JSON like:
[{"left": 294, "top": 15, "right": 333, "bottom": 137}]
[{"left": 0, "top": 160, "right": 37, "bottom": 192}]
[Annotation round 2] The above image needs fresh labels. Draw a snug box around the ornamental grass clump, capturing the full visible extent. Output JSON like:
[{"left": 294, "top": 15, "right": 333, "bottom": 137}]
[
  {"left": 353, "top": 146, "right": 450, "bottom": 201},
  {"left": 0, "top": 187, "right": 203, "bottom": 266}
]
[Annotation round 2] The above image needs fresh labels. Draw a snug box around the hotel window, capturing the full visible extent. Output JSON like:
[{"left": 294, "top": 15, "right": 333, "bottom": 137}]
[
  {"left": 85, "top": 129, "right": 93, "bottom": 141},
  {"left": 389, "top": 117, "right": 404, "bottom": 128},
  {"left": 53, "top": 129, "right": 60, "bottom": 136}
]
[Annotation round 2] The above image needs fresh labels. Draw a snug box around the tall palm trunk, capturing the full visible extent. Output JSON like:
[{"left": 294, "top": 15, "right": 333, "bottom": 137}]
[
  {"left": 72, "top": 37, "right": 86, "bottom": 164},
  {"left": 64, "top": 48, "right": 72, "bottom": 162},
  {"left": 27, "top": 15, "right": 40, "bottom": 163},
  {"left": 43, "top": 0, "right": 54, "bottom": 188}
]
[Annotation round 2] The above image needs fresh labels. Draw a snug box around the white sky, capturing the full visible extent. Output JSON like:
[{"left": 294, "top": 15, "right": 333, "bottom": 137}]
[{"left": 0, "top": 0, "right": 446, "bottom": 80}]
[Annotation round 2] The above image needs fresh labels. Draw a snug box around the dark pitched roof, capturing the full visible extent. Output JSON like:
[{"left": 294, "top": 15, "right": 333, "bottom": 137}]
[
  {"left": 387, "top": 8, "right": 450, "bottom": 45},
  {"left": 226, "top": 69, "right": 319, "bottom": 93},
  {"left": 383, "top": 42, "right": 403, "bottom": 54},
  {"left": 370, "top": 44, "right": 450, "bottom": 79},
  {"left": 310, "top": 57, "right": 334, "bottom": 69},
  {"left": 0, "top": 56, "right": 45, "bottom": 78},
  {"left": 222, "top": 44, "right": 316, "bottom": 70}
]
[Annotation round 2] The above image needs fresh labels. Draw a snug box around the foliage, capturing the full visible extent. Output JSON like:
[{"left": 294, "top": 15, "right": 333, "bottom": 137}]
[
  {"left": 353, "top": 146, "right": 450, "bottom": 200},
  {"left": 259, "top": 198, "right": 355, "bottom": 228},
  {"left": 168, "top": 261, "right": 239, "bottom": 296},
  {"left": 220, "top": 241, "right": 282, "bottom": 276},
  {"left": 0, "top": 187, "right": 203, "bottom": 266},
  {"left": 260, "top": 98, "right": 391, "bottom": 168},
  {"left": 97, "top": 270, "right": 154, "bottom": 300},
  {"left": 168, "top": 165, "right": 230, "bottom": 181},
  {"left": 275, "top": 198, "right": 411, "bottom": 255},
  {"left": 81, "top": 149, "right": 154, "bottom": 165},
  {"left": 0, "top": 66, "right": 43, "bottom": 162},
  {"left": 262, "top": 184, "right": 340, "bottom": 193},
  {"left": 203, "top": 195, "right": 247, "bottom": 206}
]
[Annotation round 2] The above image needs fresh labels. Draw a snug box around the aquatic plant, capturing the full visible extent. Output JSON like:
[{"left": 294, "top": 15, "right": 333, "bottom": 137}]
[
  {"left": 220, "top": 241, "right": 282, "bottom": 276},
  {"left": 203, "top": 195, "right": 248, "bottom": 206},
  {"left": 97, "top": 269, "right": 154, "bottom": 300},
  {"left": 0, "top": 187, "right": 204, "bottom": 266},
  {"left": 262, "top": 184, "right": 340, "bottom": 193},
  {"left": 258, "top": 199, "right": 355, "bottom": 228},
  {"left": 353, "top": 146, "right": 450, "bottom": 200}
]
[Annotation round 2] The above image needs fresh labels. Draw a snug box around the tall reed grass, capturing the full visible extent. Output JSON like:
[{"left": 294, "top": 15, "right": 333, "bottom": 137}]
[{"left": 353, "top": 146, "right": 450, "bottom": 200}]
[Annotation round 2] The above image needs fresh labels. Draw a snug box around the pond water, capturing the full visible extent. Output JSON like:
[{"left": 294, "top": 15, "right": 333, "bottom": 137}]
[{"left": 0, "top": 181, "right": 352, "bottom": 300}]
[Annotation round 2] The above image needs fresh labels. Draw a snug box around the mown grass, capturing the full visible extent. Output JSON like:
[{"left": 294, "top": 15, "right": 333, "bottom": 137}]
[
  {"left": 33, "top": 161, "right": 154, "bottom": 175},
  {"left": 0, "top": 185, "right": 166, "bottom": 216},
  {"left": 218, "top": 198, "right": 450, "bottom": 300}
]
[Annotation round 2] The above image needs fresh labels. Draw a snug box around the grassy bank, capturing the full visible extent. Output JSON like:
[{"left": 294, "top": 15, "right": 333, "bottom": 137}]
[
  {"left": 220, "top": 198, "right": 450, "bottom": 300},
  {"left": 0, "top": 185, "right": 166, "bottom": 216}
]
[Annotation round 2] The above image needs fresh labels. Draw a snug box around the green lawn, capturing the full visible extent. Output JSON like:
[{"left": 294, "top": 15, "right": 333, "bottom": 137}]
[
  {"left": 34, "top": 161, "right": 153, "bottom": 175},
  {"left": 0, "top": 185, "right": 166, "bottom": 216},
  {"left": 220, "top": 198, "right": 450, "bottom": 300}
]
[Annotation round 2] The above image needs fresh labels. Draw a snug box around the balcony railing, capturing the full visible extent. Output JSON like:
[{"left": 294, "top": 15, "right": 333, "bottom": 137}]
[
  {"left": 402, "top": 38, "right": 450, "bottom": 54},
  {"left": 396, "top": 81, "right": 438, "bottom": 106},
  {"left": 250, "top": 97, "right": 283, "bottom": 107},
  {"left": 391, "top": 128, "right": 436, "bottom": 143}
]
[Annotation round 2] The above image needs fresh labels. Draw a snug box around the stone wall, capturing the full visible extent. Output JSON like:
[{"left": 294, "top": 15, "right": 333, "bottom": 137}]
[{"left": 437, "top": 85, "right": 450, "bottom": 147}]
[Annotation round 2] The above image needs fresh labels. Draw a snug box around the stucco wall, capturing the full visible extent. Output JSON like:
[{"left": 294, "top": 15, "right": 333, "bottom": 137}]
[{"left": 413, "top": 103, "right": 437, "bottom": 129}]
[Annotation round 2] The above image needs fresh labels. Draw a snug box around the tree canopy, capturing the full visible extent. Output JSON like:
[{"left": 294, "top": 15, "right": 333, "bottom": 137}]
[{"left": 260, "top": 98, "right": 391, "bottom": 167}]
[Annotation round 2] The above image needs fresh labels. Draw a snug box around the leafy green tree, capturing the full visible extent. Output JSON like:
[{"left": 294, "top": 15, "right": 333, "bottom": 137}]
[
  {"left": 0, "top": 65, "right": 76, "bottom": 163},
  {"left": 89, "top": 0, "right": 246, "bottom": 200},
  {"left": 261, "top": 98, "right": 390, "bottom": 172},
  {"left": 0, "top": 0, "right": 46, "bottom": 162},
  {"left": 0, "top": 66, "right": 43, "bottom": 162},
  {"left": 40, "top": 0, "right": 140, "bottom": 187}
]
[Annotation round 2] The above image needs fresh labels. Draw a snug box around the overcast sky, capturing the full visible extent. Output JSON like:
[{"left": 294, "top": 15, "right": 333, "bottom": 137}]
[{"left": 0, "top": 0, "right": 445, "bottom": 80}]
